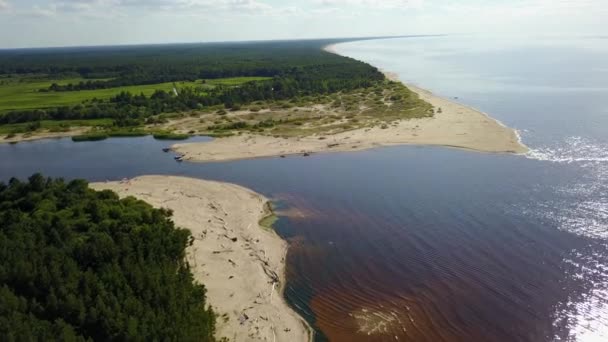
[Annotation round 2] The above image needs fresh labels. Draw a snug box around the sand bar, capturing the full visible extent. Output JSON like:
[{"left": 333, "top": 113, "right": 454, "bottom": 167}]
[
  {"left": 172, "top": 72, "right": 527, "bottom": 163},
  {"left": 91, "top": 176, "right": 311, "bottom": 342},
  {"left": 171, "top": 45, "right": 527, "bottom": 162}
]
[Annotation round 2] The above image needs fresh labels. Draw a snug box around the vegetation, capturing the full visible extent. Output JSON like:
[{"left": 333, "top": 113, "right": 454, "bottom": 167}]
[
  {"left": 0, "top": 40, "right": 384, "bottom": 130},
  {"left": 0, "top": 77, "right": 269, "bottom": 113},
  {"left": 0, "top": 175, "right": 216, "bottom": 341},
  {"left": 156, "top": 80, "right": 433, "bottom": 138},
  {"left": 259, "top": 215, "right": 279, "bottom": 231},
  {"left": 0, "top": 40, "right": 378, "bottom": 88},
  {"left": 0, "top": 119, "right": 112, "bottom": 135},
  {"left": 0, "top": 39, "right": 434, "bottom": 141},
  {"left": 152, "top": 132, "right": 189, "bottom": 140},
  {"left": 71, "top": 133, "right": 109, "bottom": 142},
  {"left": 106, "top": 129, "right": 148, "bottom": 138}
]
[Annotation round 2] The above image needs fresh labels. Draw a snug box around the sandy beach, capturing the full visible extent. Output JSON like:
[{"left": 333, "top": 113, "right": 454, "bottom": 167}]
[
  {"left": 90, "top": 176, "right": 311, "bottom": 342},
  {"left": 172, "top": 98, "right": 526, "bottom": 162},
  {"left": 171, "top": 50, "right": 527, "bottom": 163}
]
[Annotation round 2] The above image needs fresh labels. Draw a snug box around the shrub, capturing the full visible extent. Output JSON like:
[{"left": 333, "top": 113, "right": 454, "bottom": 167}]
[
  {"left": 153, "top": 132, "right": 189, "bottom": 140},
  {"left": 72, "top": 133, "right": 109, "bottom": 142},
  {"left": 107, "top": 130, "right": 148, "bottom": 137}
]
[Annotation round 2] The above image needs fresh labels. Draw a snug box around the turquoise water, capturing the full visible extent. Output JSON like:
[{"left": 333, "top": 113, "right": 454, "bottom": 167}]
[{"left": 1, "top": 36, "right": 607, "bottom": 341}]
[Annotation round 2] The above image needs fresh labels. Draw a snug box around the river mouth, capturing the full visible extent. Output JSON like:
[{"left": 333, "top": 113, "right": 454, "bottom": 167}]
[
  {"left": 2, "top": 36, "right": 608, "bottom": 341},
  {"left": 0, "top": 133, "right": 604, "bottom": 341}
]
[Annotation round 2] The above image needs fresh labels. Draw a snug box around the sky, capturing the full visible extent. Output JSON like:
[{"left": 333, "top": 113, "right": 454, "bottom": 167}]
[{"left": 0, "top": 0, "right": 606, "bottom": 48}]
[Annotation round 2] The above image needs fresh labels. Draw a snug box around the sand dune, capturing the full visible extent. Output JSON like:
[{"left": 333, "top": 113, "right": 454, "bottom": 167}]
[{"left": 172, "top": 81, "right": 527, "bottom": 163}]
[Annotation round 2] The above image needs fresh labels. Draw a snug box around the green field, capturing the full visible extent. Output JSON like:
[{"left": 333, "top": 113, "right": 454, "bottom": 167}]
[
  {"left": 0, "top": 118, "right": 113, "bottom": 134},
  {"left": 0, "top": 76, "right": 271, "bottom": 112}
]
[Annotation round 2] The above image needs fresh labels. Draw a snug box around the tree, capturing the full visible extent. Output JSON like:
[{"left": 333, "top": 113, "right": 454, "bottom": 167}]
[{"left": 0, "top": 175, "right": 216, "bottom": 341}]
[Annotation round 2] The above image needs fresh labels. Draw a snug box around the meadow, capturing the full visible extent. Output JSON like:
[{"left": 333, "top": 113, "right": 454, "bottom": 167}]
[{"left": 0, "top": 76, "right": 271, "bottom": 112}]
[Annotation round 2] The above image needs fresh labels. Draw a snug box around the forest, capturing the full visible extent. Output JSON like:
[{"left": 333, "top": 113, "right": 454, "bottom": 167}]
[
  {"left": 0, "top": 175, "right": 216, "bottom": 341},
  {"left": 0, "top": 39, "right": 385, "bottom": 127}
]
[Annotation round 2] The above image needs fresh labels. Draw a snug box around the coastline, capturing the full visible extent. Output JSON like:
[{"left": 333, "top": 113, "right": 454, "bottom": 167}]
[
  {"left": 90, "top": 175, "right": 312, "bottom": 342},
  {"left": 171, "top": 46, "right": 527, "bottom": 163},
  {"left": 3, "top": 43, "right": 529, "bottom": 159},
  {"left": 327, "top": 43, "right": 527, "bottom": 151}
]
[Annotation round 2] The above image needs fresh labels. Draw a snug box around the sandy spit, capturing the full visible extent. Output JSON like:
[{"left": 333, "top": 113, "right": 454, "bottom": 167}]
[
  {"left": 172, "top": 54, "right": 528, "bottom": 163},
  {"left": 90, "top": 175, "right": 311, "bottom": 342}
]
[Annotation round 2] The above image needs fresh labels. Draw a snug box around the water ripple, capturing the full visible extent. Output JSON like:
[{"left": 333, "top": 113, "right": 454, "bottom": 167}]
[
  {"left": 554, "top": 245, "right": 608, "bottom": 342},
  {"left": 526, "top": 136, "right": 608, "bottom": 165},
  {"left": 525, "top": 136, "right": 608, "bottom": 341},
  {"left": 525, "top": 136, "right": 608, "bottom": 240}
]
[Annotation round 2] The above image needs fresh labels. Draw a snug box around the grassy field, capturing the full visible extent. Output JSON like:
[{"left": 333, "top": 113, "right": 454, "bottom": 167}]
[
  {"left": 0, "top": 76, "right": 271, "bottom": 112},
  {"left": 0, "top": 118, "right": 113, "bottom": 134}
]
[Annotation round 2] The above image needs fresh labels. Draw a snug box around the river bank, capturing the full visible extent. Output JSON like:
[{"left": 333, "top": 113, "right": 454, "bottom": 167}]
[
  {"left": 1, "top": 128, "right": 88, "bottom": 144},
  {"left": 90, "top": 175, "right": 311, "bottom": 342}
]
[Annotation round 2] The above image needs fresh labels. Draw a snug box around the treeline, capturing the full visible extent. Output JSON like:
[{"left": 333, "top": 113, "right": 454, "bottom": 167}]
[
  {"left": 47, "top": 74, "right": 198, "bottom": 92},
  {"left": 0, "top": 40, "right": 383, "bottom": 91},
  {"left": 1, "top": 64, "right": 382, "bottom": 126},
  {"left": 0, "top": 175, "right": 216, "bottom": 341},
  {"left": 0, "top": 40, "right": 387, "bottom": 126}
]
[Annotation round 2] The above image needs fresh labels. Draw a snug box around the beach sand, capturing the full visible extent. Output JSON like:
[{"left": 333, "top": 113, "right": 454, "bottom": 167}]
[
  {"left": 170, "top": 44, "right": 527, "bottom": 163},
  {"left": 171, "top": 64, "right": 527, "bottom": 163},
  {"left": 90, "top": 176, "right": 311, "bottom": 342}
]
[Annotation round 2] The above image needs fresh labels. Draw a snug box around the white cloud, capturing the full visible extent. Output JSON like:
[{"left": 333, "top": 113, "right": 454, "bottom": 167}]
[
  {"left": 1, "top": 0, "right": 606, "bottom": 48},
  {"left": 440, "top": 0, "right": 607, "bottom": 17},
  {"left": 315, "top": 0, "right": 424, "bottom": 10},
  {"left": 0, "top": 0, "right": 10, "bottom": 11},
  {"left": 25, "top": 0, "right": 300, "bottom": 18}
]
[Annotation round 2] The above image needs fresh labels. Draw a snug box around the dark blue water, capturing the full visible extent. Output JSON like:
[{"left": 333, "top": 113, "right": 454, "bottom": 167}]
[{"left": 1, "top": 36, "right": 607, "bottom": 341}]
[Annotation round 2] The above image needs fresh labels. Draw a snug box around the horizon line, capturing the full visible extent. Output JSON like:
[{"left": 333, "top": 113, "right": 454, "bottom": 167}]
[{"left": 0, "top": 34, "right": 446, "bottom": 52}]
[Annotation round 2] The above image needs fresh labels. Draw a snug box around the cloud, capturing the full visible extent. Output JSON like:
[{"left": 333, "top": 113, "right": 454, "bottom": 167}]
[
  {"left": 24, "top": 0, "right": 298, "bottom": 17},
  {"left": 0, "top": 0, "right": 10, "bottom": 11},
  {"left": 440, "top": 0, "right": 607, "bottom": 17},
  {"left": 315, "top": 0, "right": 424, "bottom": 10}
]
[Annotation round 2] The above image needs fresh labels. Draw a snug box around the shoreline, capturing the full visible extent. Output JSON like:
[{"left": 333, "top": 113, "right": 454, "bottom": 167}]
[
  {"left": 90, "top": 175, "right": 312, "bottom": 342},
  {"left": 169, "top": 45, "right": 527, "bottom": 163},
  {"left": 327, "top": 43, "right": 528, "bottom": 150},
  {"left": 3, "top": 43, "right": 529, "bottom": 159}
]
